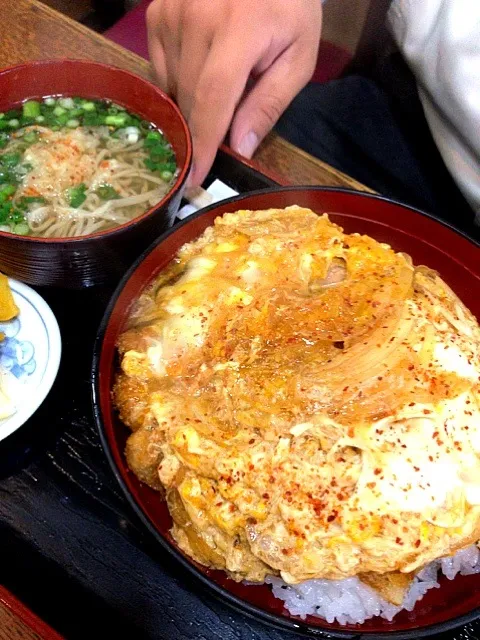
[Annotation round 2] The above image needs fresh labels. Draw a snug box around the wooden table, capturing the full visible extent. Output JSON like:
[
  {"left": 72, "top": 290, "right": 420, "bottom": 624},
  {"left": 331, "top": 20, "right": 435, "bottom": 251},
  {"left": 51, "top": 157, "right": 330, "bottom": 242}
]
[{"left": 0, "top": 2, "right": 369, "bottom": 639}]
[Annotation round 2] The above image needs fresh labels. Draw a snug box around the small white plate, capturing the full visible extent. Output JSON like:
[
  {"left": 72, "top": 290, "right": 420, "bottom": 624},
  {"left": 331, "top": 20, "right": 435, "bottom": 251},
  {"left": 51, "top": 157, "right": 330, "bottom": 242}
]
[{"left": 0, "top": 278, "right": 61, "bottom": 442}]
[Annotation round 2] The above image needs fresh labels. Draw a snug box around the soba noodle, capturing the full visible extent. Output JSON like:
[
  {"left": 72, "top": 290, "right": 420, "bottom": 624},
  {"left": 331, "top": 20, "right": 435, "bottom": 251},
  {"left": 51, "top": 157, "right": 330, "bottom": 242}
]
[{"left": 0, "top": 97, "right": 177, "bottom": 238}]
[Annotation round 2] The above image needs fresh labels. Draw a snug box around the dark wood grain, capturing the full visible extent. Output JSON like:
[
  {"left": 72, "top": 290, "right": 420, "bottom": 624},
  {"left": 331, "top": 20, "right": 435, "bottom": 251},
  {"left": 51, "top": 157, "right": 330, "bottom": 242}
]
[
  {"left": 0, "top": 604, "right": 42, "bottom": 640},
  {"left": 255, "top": 133, "right": 375, "bottom": 191},
  {"left": 0, "top": 0, "right": 370, "bottom": 192},
  {"left": 0, "top": 587, "right": 64, "bottom": 640}
]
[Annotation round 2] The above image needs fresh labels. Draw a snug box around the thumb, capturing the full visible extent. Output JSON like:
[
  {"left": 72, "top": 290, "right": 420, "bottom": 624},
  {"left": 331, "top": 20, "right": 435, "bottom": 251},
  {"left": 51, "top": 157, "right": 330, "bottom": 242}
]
[{"left": 230, "top": 46, "right": 315, "bottom": 158}]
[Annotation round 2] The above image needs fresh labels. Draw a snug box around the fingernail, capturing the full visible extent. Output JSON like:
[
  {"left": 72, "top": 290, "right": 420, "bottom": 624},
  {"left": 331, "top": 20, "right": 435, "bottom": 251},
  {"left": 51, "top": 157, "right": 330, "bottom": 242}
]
[{"left": 237, "top": 131, "right": 258, "bottom": 158}]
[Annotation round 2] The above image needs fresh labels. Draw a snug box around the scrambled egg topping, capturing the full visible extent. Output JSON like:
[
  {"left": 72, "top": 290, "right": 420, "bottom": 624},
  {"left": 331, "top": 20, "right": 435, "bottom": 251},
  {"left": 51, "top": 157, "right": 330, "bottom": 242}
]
[{"left": 115, "top": 207, "right": 480, "bottom": 584}]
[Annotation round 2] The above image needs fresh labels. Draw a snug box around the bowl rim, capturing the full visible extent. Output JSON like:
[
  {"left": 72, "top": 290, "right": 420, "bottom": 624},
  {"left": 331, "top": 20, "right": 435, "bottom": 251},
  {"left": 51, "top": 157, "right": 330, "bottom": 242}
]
[
  {"left": 0, "top": 277, "right": 62, "bottom": 442},
  {"left": 92, "top": 186, "right": 480, "bottom": 639},
  {"left": 0, "top": 58, "right": 192, "bottom": 243}
]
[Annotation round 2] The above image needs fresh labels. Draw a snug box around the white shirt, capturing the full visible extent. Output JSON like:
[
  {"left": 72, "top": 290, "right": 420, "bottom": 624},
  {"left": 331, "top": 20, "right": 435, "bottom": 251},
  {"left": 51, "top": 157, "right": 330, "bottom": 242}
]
[{"left": 388, "top": 0, "right": 480, "bottom": 220}]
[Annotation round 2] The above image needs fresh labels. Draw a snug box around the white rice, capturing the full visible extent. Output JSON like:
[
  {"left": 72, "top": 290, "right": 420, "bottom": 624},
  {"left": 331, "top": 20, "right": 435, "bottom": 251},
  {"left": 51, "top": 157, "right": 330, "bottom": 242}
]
[{"left": 265, "top": 545, "right": 480, "bottom": 625}]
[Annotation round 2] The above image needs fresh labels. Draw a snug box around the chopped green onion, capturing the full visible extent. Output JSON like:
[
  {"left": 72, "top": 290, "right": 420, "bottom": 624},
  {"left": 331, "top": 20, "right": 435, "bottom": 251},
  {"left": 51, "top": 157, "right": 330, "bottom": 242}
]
[
  {"left": 144, "top": 158, "right": 157, "bottom": 172},
  {"left": 95, "top": 184, "right": 119, "bottom": 200},
  {"left": 66, "top": 119, "right": 80, "bottom": 128},
  {"left": 35, "top": 115, "right": 45, "bottom": 123},
  {"left": 55, "top": 113, "right": 70, "bottom": 126},
  {"left": 22, "top": 101, "right": 41, "bottom": 118},
  {"left": 144, "top": 156, "right": 176, "bottom": 173},
  {"left": 0, "top": 202, "right": 12, "bottom": 223},
  {"left": 0, "top": 113, "right": 4, "bottom": 120},
  {"left": 0, "top": 184, "right": 16, "bottom": 200},
  {"left": 0, "top": 153, "right": 21, "bottom": 168},
  {"left": 23, "top": 130, "right": 40, "bottom": 144},
  {"left": 9, "top": 208, "right": 25, "bottom": 224},
  {"left": 53, "top": 105, "right": 66, "bottom": 117},
  {"left": 59, "top": 97, "right": 75, "bottom": 110},
  {"left": 105, "top": 114, "right": 128, "bottom": 127},
  {"left": 150, "top": 149, "right": 170, "bottom": 162},
  {"left": 67, "top": 183, "right": 87, "bottom": 208},
  {"left": 81, "top": 101, "right": 96, "bottom": 112},
  {"left": 0, "top": 132, "right": 9, "bottom": 149},
  {"left": 44, "top": 97, "right": 56, "bottom": 106},
  {"left": 0, "top": 197, "right": 27, "bottom": 229},
  {"left": 15, "top": 162, "right": 32, "bottom": 178},
  {"left": 160, "top": 170, "right": 174, "bottom": 182},
  {"left": 8, "top": 119, "right": 19, "bottom": 129},
  {"left": 13, "top": 222, "right": 30, "bottom": 236},
  {"left": 18, "top": 196, "right": 46, "bottom": 207},
  {"left": 121, "top": 126, "right": 140, "bottom": 143},
  {"left": 145, "top": 131, "right": 162, "bottom": 143},
  {"left": 19, "top": 116, "right": 35, "bottom": 128}
]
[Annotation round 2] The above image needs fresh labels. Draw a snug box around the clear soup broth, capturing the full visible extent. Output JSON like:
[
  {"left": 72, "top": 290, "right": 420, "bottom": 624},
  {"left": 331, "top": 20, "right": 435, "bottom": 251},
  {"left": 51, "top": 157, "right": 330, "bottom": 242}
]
[{"left": 0, "top": 97, "right": 177, "bottom": 238}]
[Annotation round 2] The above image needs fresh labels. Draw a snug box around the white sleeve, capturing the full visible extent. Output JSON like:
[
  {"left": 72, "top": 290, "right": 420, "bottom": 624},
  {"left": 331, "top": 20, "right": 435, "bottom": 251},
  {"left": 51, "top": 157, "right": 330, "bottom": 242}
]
[{"left": 387, "top": 0, "right": 480, "bottom": 220}]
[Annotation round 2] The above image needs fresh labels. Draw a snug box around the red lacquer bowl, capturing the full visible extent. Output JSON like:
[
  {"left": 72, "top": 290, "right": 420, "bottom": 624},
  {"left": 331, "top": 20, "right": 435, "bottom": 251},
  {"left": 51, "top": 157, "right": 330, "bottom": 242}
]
[
  {"left": 0, "top": 59, "right": 192, "bottom": 287},
  {"left": 93, "top": 188, "right": 480, "bottom": 638}
]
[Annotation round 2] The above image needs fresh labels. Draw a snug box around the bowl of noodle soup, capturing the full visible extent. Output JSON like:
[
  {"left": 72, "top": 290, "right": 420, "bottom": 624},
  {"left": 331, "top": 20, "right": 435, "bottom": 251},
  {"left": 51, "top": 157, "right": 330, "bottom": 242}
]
[{"left": 0, "top": 59, "right": 192, "bottom": 288}]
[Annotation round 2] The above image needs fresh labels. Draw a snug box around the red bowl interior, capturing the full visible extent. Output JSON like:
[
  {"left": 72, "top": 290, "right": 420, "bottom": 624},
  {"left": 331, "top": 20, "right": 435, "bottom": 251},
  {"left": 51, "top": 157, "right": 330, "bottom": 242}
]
[
  {"left": 0, "top": 59, "right": 192, "bottom": 241},
  {"left": 95, "top": 188, "right": 480, "bottom": 638}
]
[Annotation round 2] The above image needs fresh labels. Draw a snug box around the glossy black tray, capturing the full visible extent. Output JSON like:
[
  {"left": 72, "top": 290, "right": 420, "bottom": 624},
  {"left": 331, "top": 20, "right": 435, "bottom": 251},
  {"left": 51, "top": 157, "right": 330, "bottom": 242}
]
[{"left": 1, "top": 149, "right": 479, "bottom": 640}]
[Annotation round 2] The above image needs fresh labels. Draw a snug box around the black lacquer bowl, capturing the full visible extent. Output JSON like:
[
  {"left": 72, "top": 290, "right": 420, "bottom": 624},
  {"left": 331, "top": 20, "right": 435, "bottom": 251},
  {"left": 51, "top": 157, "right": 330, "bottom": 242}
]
[{"left": 94, "top": 187, "right": 480, "bottom": 638}]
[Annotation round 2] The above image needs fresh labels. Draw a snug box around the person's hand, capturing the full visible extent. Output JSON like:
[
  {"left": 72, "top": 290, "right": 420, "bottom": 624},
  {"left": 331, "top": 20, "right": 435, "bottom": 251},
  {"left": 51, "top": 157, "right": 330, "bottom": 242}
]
[{"left": 147, "top": 0, "right": 322, "bottom": 186}]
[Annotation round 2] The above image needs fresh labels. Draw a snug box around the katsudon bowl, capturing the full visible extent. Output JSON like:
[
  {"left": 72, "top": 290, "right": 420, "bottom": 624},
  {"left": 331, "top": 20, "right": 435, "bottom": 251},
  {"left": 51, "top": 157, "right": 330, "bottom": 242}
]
[
  {"left": 0, "top": 59, "right": 192, "bottom": 288},
  {"left": 93, "top": 187, "right": 480, "bottom": 638}
]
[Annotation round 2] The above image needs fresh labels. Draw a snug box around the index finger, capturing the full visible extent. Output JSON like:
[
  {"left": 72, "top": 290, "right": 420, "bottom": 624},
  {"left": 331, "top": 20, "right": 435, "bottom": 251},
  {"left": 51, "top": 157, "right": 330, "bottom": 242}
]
[
  {"left": 146, "top": 2, "right": 169, "bottom": 91},
  {"left": 187, "top": 33, "right": 263, "bottom": 187}
]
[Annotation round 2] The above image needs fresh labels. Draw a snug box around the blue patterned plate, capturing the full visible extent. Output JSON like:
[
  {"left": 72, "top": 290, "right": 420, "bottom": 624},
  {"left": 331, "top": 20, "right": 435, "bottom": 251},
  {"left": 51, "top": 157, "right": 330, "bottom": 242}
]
[{"left": 0, "top": 278, "right": 61, "bottom": 442}]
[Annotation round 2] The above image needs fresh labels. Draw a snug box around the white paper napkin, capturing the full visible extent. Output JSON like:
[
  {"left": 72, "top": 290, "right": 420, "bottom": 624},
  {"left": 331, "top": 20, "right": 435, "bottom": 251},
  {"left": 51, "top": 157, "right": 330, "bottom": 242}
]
[{"left": 177, "top": 179, "right": 239, "bottom": 220}]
